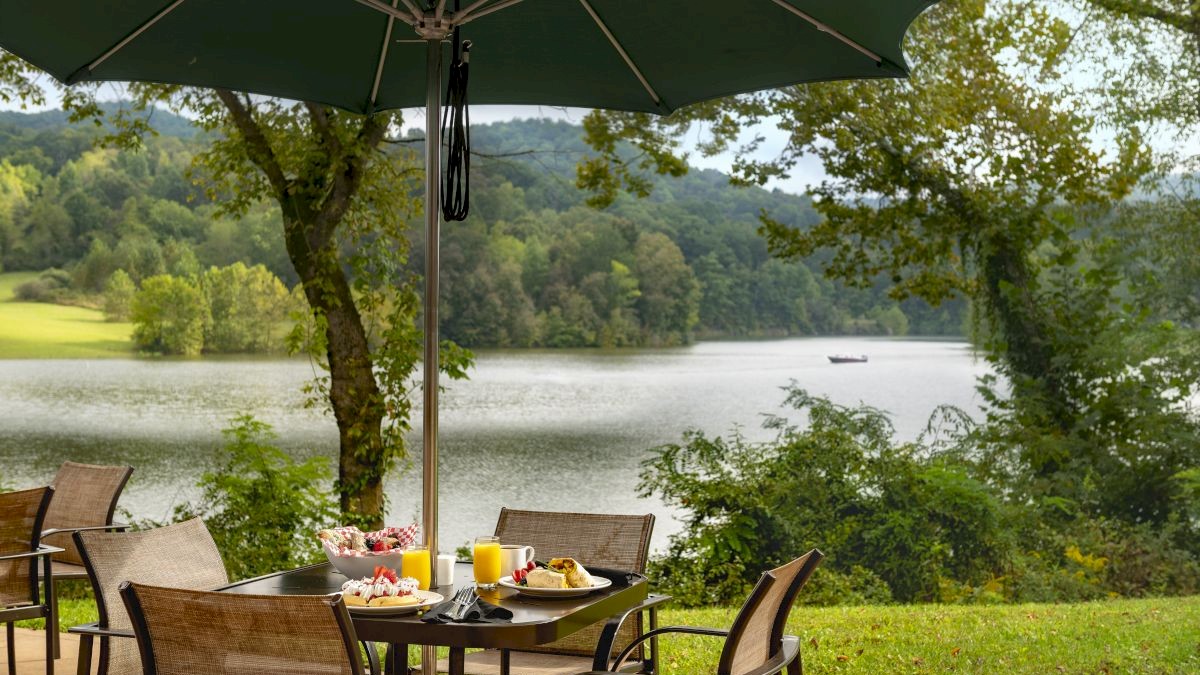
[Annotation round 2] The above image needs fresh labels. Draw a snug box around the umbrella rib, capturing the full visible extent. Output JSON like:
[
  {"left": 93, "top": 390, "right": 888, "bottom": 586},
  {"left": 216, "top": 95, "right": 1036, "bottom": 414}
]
[
  {"left": 457, "top": 0, "right": 527, "bottom": 25},
  {"left": 577, "top": 0, "right": 663, "bottom": 109},
  {"left": 69, "top": 0, "right": 188, "bottom": 83},
  {"left": 352, "top": 0, "right": 420, "bottom": 25},
  {"left": 369, "top": 0, "right": 402, "bottom": 111},
  {"left": 767, "top": 0, "right": 884, "bottom": 64}
]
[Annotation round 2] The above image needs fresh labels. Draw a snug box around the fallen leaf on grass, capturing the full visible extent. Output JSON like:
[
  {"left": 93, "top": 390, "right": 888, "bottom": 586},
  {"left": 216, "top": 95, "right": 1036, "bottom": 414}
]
[
  {"left": 951, "top": 647, "right": 961, "bottom": 657},
  {"left": 912, "top": 657, "right": 925, "bottom": 666},
  {"left": 855, "top": 649, "right": 864, "bottom": 657},
  {"left": 837, "top": 655, "right": 850, "bottom": 662},
  {"left": 809, "top": 638, "right": 819, "bottom": 649}
]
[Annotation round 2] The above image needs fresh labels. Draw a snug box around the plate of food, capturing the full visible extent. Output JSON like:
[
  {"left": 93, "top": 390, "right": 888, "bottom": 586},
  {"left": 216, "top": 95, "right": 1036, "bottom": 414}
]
[
  {"left": 497, "top": 558, "right": 612, "bottom": 598},
  {"left": 340, "top": 566, "right": 443, "bottom": 616}
]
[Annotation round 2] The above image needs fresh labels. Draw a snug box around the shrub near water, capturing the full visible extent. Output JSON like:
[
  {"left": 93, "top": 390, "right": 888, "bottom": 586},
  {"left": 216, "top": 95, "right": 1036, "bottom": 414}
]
[
  {"left": 639, "top": 386, "right": 1010, "bottom": 606},
  {"left": 172, "top": 414, "right": 338, "bottom": 580},
  {"left": 640, "top": 385, "right": 1200, "bottom": 606}
]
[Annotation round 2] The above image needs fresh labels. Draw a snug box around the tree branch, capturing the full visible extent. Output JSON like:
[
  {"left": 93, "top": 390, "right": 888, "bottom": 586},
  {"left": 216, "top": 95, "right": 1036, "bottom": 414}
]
[
  {"left": 215, "top": 89, "right": 288, "bottom": 198},
  {"left": 304, "top": 102, "right": 343, "bottom": 157},
  {"left": 315, "top": 113, "right": 388, "bottom": 234},
  {"left": 1086, "top": 0, "right": 1194, "bottom": 34}
]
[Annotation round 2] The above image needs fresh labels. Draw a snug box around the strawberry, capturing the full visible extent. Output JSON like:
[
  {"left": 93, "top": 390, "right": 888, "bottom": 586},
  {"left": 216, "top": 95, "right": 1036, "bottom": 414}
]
[
  {"left": 526, "top": 560, "right": 536, "bottom": 571},
  {"left": 371, "top": 565, "right": 398, "bottom": 584},
  {"left": 372, "top": 539, "right": 390, "bottom": 553}
]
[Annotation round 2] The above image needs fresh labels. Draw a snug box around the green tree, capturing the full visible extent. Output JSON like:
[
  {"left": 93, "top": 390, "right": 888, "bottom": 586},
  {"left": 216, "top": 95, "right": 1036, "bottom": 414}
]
[
  {"left": 201, "top": 262, "right": 290, "bottom": 353},
  {"left": 130, "top": 274, "right": 207, "bottom": 355},
  {"left": 52, "top": 77, "right": 471, "bottom": 527},
  {"left": 633, "top": 232, "right": 699, "bottom": 345},
  {"left": 102, "top": 268, "right": 135, "bottom": 322}
]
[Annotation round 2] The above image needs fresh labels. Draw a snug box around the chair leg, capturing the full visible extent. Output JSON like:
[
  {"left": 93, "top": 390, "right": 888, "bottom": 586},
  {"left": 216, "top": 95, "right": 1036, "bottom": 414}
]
[
  {"left": 7, "top": 621, "right": 16, "bottom": 675},
  {"left": 362, "top": 641, "right": 380, "bottom": 675},
  {"left": 76, "top": 634, "right": 93, "bottom": 675},
  {"left": 45, "top": 615, "right": 54, "bottom": 675},
  {"left": 51, "top": 592, "right": 60, "bottom": 659},
  {"left": 499, "top": 649, "right": 510, "bottom": 675},
  {"left": 645, "top": 606, "right": 660, "bottom": 674}
]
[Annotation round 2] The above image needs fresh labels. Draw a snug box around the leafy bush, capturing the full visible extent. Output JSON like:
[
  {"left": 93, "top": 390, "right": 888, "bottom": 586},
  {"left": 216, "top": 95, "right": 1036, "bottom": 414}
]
[
  {"left": 14, "top": 268, "right": 72, "bottom": 302},
  {"left": 174, "top": 415, "right": 338, "bottom": 581},
  {"left": 640, "top": 386, "right": 1010, "bottom": 606}
]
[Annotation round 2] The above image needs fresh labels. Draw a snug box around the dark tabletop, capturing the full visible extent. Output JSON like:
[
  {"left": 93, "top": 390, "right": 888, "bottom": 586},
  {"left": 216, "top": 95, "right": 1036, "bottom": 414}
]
[{"left": 221, "top": 561, "right": 648, "bottom": 649}]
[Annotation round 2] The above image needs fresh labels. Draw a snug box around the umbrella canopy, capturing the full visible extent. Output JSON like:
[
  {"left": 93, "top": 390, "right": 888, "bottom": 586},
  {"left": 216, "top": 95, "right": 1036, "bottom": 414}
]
[
  {"left": 1, "top": 0, "right": 933, "bottom": 114},
  {"left": 1, "top": 10, "right": 935, "bottom": 665}
]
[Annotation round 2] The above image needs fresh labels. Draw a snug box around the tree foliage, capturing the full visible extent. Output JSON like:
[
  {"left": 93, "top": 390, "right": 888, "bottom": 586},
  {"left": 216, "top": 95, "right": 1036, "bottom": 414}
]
[{"left": 130, "top": 274, "right": 207, "bottom": 356}]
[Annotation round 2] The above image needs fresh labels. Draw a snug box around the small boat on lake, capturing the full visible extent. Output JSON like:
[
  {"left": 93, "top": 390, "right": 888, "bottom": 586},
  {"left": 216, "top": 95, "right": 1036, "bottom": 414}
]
[{"left": 828, "top": 354, "right": 868, "bottom": 364}]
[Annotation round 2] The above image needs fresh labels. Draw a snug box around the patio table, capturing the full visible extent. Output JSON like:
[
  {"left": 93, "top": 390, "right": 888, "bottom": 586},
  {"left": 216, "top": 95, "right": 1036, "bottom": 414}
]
[{"left": 220, "top": 561, "right": 650, "bottom": 675}]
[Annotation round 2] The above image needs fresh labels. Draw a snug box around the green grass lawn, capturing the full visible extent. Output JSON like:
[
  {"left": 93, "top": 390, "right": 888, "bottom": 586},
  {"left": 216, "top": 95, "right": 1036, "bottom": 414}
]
[
  {"left": 0, "top": 272, "right": 133, "bottom": 358},
  {"left": 24, "top": 595, "right": 1200, "bottom": 673}
]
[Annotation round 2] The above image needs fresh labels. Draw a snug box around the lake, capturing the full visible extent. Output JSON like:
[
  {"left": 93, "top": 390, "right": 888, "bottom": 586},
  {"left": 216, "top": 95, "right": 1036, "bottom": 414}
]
[{"left": 0, "top": 337, "right": 989, "bottom": 552}]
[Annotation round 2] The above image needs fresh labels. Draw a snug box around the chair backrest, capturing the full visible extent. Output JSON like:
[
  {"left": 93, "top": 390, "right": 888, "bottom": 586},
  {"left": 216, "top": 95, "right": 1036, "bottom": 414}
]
[
  {"left": 494, "top": 507, "right": 654, "bottom": 659},
  {"left": 719, "top": 550, "right": 824, "bottom": 675},
  {"left": 43, "top": 461, "right": 134, "bottom": 565},
  {"left": 0, "top": 486, "right": 53, "bottom": 609},
  {"left": 76, "top": 518, "right": 230, "bottom": 675},
  {"left": 120, "top": 582, "right": 363, "bottom": 675}
]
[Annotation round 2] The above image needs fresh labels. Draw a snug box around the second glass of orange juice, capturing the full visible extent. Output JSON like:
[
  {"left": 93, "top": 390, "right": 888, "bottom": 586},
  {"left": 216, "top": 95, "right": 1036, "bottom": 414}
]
[
  {"left": 473, "top": 536, "right": 501, "bottom": 589},
  {"left": 401, "top": 544, "right": 431, "bottom": 590}
]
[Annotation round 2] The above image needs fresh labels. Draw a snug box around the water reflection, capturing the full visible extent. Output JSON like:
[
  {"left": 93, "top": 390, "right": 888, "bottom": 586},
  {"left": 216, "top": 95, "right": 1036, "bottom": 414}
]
[{"left": 0, "top": 338, "right": 989, "bottom": 551}]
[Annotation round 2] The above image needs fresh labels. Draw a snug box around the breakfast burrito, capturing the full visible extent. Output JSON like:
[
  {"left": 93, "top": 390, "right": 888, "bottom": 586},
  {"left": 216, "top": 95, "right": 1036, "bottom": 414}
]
[
  {"left": 549, "top": 558, "right": 593, "bottom": 588},
  {"left": 525, "top": 568, "right": 569, "bottom": 589}
]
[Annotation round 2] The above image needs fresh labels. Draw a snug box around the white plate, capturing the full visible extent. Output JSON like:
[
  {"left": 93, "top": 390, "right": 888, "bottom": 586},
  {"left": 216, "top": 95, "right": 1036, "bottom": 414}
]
[
  {"left": 345, "top": 589, "right": 443, "bottom": 616},
  {"left": 497, "top": 575, "right": 612, "bottom": 598}
]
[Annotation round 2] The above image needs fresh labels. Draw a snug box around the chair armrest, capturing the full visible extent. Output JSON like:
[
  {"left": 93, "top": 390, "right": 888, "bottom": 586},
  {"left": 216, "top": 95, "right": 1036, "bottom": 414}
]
[
  {"left": 737, "top": 636, "right": 801, "bottom": 675},
  {"left": 43, "top": 523, "right": 130, "bottom": 537},
  {"left": 606, "top": 625, "right": 730, "bottom": 672},
  {"left": 590, "top": 594, "right": 674, "bottom": 671},
  {"left": 0, "top": 545, "right": 64, "bottom": 562},
  {"left": 68, "top": 622, "right": 135, "bottom": 639}
]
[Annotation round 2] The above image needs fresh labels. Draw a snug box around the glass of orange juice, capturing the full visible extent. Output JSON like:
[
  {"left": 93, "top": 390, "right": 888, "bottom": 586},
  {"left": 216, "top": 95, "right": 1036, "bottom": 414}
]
[
  {"left": 401, "top": 544, "right": 431, "bottom": 590},
  {"left": 473, "top": 536, "right": 502, "bottom": 589}
]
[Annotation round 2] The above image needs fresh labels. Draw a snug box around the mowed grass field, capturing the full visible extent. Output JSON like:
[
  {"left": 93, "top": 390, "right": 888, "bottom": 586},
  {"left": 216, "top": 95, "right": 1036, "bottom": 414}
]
[
  {"left": 23, "top": 594, "right": 1200, "bottom": 673},
  {"left": 0, "top": 272, "right": 133, "bottom": 358}
]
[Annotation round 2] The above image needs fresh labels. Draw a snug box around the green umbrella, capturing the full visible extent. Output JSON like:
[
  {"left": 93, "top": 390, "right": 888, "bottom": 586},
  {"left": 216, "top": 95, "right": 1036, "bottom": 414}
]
[
  {"left": 0, "top": 0, "right": 935, "bottom": 640},
  {"left": 2, "top": 1, "right": 932, "bottom": 114}
]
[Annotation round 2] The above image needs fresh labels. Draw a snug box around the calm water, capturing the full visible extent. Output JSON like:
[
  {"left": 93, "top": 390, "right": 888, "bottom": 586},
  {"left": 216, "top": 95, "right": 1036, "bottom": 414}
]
[{"left": 0, "top": 338, "right": 989, "bottom": 552}]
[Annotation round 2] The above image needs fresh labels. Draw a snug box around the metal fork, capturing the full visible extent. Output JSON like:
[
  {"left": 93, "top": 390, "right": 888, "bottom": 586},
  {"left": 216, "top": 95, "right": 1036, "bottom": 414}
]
[{"left": 448, "top": 584, "right": 475, "bottom": 620}]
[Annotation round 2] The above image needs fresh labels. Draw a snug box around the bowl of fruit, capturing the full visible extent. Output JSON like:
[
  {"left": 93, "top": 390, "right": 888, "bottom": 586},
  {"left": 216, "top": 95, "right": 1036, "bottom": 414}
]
[{"left": 317, "top": 524, "right": 417, "bottom": 579}]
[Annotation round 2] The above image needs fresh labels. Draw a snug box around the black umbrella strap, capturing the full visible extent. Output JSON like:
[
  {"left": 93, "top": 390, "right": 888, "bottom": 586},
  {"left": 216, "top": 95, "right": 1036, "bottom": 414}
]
[{"left": 441, "top": 27, "right": 470, "bottom": 222}]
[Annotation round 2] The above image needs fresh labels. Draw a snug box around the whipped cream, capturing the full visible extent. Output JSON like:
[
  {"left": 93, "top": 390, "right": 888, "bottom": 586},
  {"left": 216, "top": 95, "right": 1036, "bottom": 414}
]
[{"left": 341, "top": 576, "right": 419, "bottom": 602}]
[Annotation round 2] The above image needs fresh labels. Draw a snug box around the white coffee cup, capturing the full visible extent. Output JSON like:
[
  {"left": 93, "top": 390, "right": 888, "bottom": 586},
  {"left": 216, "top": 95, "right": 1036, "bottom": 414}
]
[{"left": 500, "top": 544, "right": 536, "bottom": 579}]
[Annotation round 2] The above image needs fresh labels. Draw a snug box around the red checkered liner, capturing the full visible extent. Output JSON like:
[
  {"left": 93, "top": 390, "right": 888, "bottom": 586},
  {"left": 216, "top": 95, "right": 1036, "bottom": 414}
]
[{"left": 322, "top": 523, "right": 419, "bottom": 557}]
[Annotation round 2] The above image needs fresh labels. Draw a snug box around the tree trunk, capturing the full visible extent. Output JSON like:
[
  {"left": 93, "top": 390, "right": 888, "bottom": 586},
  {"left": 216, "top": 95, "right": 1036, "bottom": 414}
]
[
  {"left": 282, "top": 212, "right": 387, "bottom": 528},
  {"left": 978, "top": 233, "right": 1074, "bottom": 474}
]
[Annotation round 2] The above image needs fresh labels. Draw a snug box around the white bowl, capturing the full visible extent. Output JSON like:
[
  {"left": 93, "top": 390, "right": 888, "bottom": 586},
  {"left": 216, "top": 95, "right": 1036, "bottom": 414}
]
[{"left": 324, "top": 547, "right": 404, "bottom": 580}]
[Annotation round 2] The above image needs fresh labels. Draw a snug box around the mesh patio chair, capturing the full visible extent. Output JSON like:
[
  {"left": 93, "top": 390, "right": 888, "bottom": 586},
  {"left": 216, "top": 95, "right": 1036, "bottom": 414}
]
[
  {"left": 435, "top": 508, "right": 669, "bottom": 675},
  {"left": 1, "top": 486, "right": 59, "bottom": 675},
  {"left": 578, "top": 550, "right": 825, "bottom": 675},
  {"left": 41, "top": 462, "right": 134, "bottom": 575},
  {"left": 39, "top": 461, "right": 133, "bottom": 659},
  {"left": 119, "top": 581, "right": 364, "bottom": 675},
  {"left": 71, "top": 518, "right": 229, "bottom": 675}
]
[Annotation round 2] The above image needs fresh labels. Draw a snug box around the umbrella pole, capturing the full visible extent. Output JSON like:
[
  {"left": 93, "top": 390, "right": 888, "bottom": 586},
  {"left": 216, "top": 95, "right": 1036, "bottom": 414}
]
[{"left": 421, "top": 36, "right": 442, "bottom": 675}]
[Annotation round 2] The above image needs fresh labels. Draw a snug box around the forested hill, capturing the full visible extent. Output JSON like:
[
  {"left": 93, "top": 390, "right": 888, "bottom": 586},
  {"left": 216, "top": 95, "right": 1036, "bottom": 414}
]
[{"left": 0, "top": 108, "right": 965, "bottom": 350}]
